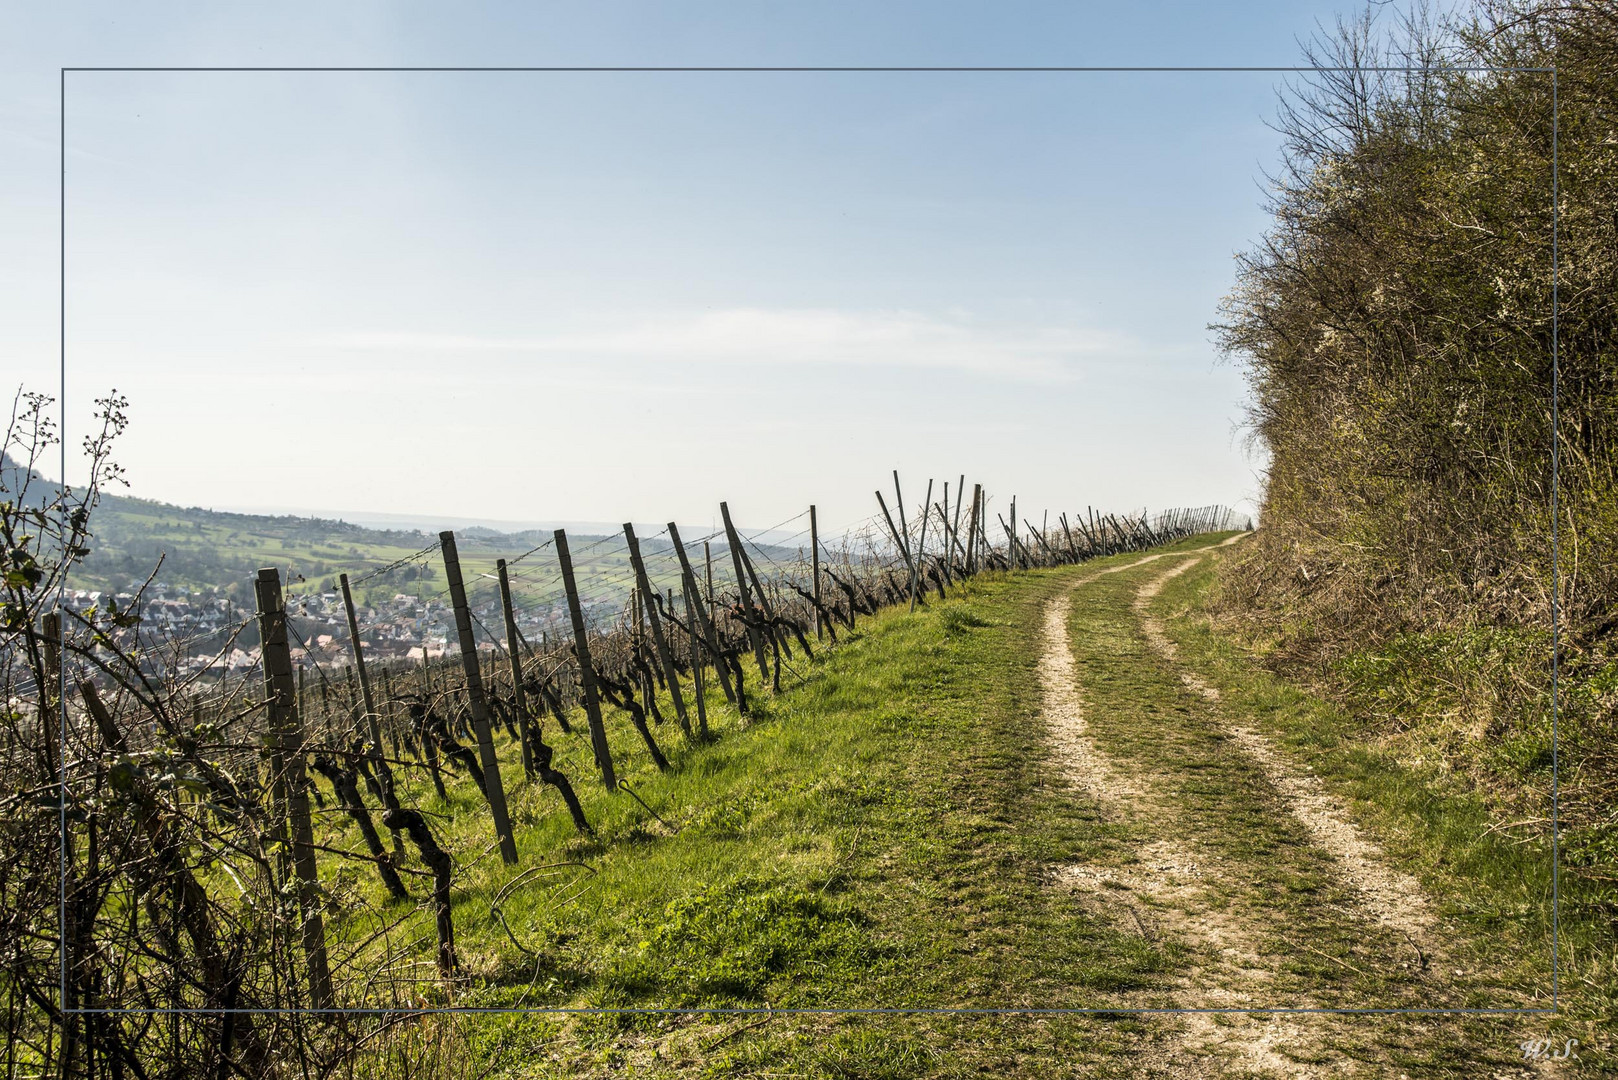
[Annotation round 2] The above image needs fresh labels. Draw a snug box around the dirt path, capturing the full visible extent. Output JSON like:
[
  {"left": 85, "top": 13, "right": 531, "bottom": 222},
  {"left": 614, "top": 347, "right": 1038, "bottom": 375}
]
[
  {"left": 1040, "top": 545, "right": 1340, "bottom": 1076},
  {"left": 1039, "top": 538, "right": 1555, "bottom": 1077},
  {"left": 1040, "top": 553, "right": 1168, "bottom": 806},
  {"left": 1132, "top": 553, "right": 1444, "bottom": 960}
]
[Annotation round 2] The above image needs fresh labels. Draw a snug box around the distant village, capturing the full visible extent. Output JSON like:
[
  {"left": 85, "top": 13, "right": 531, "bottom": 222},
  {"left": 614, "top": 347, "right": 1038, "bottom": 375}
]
[{"left": 61, "top": 579, "right": 582, "bottom": 682}]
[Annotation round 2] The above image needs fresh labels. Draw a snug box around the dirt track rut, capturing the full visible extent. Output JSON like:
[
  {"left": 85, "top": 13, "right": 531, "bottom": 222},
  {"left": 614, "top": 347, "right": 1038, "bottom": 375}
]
[{"left": 1038, "top": 538, "right": 1554, "bottom": 1077}]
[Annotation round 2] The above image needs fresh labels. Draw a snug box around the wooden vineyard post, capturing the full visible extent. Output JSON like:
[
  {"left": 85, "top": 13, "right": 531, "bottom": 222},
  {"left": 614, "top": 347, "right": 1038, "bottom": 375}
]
[
  {"left": 704, "top": 541, "right": 714, "bottom": 606},
  {"left": 683, "top": 576, "right": 709, "bottom": 737},
  {"left": 965, "top": 489, "right": 975, "bottom": 574},
  {"left": 1009, "top": 496, "right": 1018, "bottom": 570},
  {"left": 437, "top": 532, "right": 519, "bottom": 865},
  {"left": 911, "top": 478, "right": 933, "bottom": 611},
  {"left": 318, "top": 674, "right": 330, "bottom": 741},
  {"left": 1026, "top": 519, "right": 1060, "bottom": 565},
  {"left": 668, "top": 522, "right": 738, "bottom": 708},
  {"left": 253, "top": 568, "right": 333, "bottom": 1010},
  {"left": 630, "top": 585, "right": 640, "bottom": 651},
  {"left": 1075, "top": 508, "right": 1100, "bottom": 555},
  {"left": 720, "top": 502, "right": 771, "bottom": 684},
  {"left": 734, "top": 536, "right": 784, "bottom": 647},
  {"left": 554, "top": 529, "right": 617, "bottom": 788},
  {"left": 873, "top": 490, "right": 917, "bottom": 593},
  {"left": 810, "top": 504, "right": 823, "bottom": 641},
  {"left": 944, "top": 472, "right": 957, "bottom": 573},
  {"left": 297, "top": 665, "right": 310, "bottom": 755},
  {"left": 937, "top": 483, "right": 955, "bottom": 585},
  {"left": 345, "top": 665, "right": 360, "bottom": 732},
  {"left": 967, "top": 484, "right": 982, "bottom": 575},
  {"left": 934, "top": 500, "right": 956, "bottom": 586},
  {"left": 339, "top": 573, "right": 387, "bottom": 777},
  {"left": 39, "top": 612, "right": 59, "bottom": 777},
  {"left": 891, "top": 471, "right": 919, "bottom": 608},
  {"left": 380, "top": 668, "right": 402, "bottom": 758},
  {"left": 970, "top": 488, "right": 983, "bottom": 569},
  {"left": 1107, "top": 513, "right": 1131, "bottom": 551},
  {"left": 495, "top": 559, "right": 535, "bottom": 779},
  {"left": 623, "top": 523, "right": 690, "bottom": 736},
  {"left": 500, "top": 561, "right": 590, "bottom": 834}
]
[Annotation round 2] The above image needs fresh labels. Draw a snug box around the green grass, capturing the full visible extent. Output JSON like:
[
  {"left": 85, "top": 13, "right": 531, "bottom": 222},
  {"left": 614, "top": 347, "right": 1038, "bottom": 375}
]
[
  {"left": 1153, "top": 549, "right": 1616, "bottom": 1071},
  {"left": 308, "top": 536, "right": 1613, "bottom": 1077},
  {"left": 323, "top": 553, "right": 1188, "bottom": 1077}
]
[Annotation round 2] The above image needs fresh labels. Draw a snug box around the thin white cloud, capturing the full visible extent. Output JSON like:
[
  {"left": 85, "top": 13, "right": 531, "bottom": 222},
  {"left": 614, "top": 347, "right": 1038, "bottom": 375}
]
[{"left": 300, "top": 308, "right": 1150, "bottom": 379}]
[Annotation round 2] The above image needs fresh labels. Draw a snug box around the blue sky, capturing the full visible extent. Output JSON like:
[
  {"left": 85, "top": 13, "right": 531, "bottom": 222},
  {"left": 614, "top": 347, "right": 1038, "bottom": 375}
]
[{"left": 2, "top": 1, "right": 1366, "bottom": 532}]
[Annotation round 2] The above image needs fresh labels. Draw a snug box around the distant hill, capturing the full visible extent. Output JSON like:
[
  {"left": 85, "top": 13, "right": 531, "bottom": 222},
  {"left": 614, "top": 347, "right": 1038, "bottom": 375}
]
[
  {"left": 2, "top": 455, "right": 809, "bottom": 611},
  {"left": 211, "top": 505, "right": 645, "bottom": 537},
  {"left": 78, "top": 492, "right": 450, "bottom": 600}
]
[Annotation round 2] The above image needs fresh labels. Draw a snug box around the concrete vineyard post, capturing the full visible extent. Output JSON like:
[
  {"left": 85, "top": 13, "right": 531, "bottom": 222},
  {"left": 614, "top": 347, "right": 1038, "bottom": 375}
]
[
  {"left": 935, "top": 501, "right": 958, "bottom": 583},
  {"left": 437, "top": 531, "right": 519, "bottom": 865}
]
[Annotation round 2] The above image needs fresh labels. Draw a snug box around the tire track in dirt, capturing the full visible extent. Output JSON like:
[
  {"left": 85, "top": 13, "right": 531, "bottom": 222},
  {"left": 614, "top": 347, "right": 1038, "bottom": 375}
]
[
  {"left": 1040, "top": 542, "right": 1340, "bottom": 1077},
  {"left": 1041, "top": 539, "right": 1557, "bottom": 1077},
  {"left": 1132, "top": 551, "right": 1444, "bottom": 960}
]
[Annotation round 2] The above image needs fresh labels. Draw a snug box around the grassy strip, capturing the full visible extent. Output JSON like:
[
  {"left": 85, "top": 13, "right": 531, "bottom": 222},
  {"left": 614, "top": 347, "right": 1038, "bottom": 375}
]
[
  {"left": 333, "top": 554, "right": 1182, "bottom": 1078},
  {"left": 1150, "top": 546, "right": 1614, "bottom": 1072},
  {"left": 326, "top": 533, "right": 1610, "bottom": 1077}
]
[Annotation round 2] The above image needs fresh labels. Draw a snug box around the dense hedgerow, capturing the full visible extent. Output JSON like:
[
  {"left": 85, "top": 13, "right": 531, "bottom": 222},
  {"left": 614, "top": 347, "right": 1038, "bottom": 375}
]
[{"left": 1217, "top": 1, "right": 1617, "bottom": 892}]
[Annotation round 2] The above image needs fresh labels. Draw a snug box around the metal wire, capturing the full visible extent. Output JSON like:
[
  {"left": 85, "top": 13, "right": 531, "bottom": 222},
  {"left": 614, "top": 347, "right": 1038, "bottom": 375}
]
[
  {"left": 348, "top": 539, "right": 442, "bottom": 585},
  {"left": 505, "top": 537, "right": 554, "bottom": 566}
]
